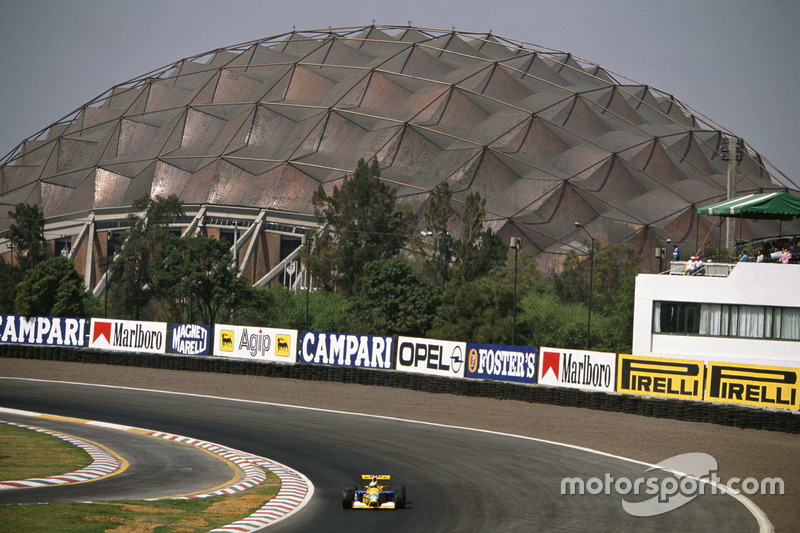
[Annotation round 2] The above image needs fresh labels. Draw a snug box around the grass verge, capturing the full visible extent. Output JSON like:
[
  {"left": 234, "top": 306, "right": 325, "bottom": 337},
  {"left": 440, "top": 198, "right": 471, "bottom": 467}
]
[
  {"left": 1, "top": 481, "right": 280, "bottom": 533},
  {"left": 0, "top": 422, "right": 92, "bottom": 479},
  {"left": 0, "top": 423, "right": 281, "bottom": 532}
]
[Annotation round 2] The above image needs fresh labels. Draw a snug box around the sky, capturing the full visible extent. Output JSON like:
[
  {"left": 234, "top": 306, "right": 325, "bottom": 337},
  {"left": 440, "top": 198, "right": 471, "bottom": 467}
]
[{"left": 1, "top": 0, "right": 799, "bottom": 187}]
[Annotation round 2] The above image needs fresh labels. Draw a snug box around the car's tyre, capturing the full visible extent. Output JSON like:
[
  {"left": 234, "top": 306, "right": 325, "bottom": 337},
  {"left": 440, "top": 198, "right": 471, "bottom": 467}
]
[
  {"left": 395, "top": 485, "right": 406, "bottom": 509},
  {"left": 342, "top": 486, "right": 356, "bottom": 509}
]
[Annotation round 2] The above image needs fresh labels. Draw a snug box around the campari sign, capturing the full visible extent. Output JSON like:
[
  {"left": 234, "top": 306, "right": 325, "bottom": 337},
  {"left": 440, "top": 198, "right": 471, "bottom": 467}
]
[
  {"left": 537, "top": 348, "right": 617, "bottom": 392},
  {"left": 0, "top": 314, "right": 86, "bottom": 347},
  {"left": 299, "top": 331, "right": 393, "bottom": 369}
]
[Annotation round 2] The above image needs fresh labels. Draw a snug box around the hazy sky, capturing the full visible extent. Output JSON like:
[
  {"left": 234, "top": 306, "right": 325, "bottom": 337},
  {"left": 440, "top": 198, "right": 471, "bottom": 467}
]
[{"left": 2, "top": 0, "right": 798, "bottom": 187}]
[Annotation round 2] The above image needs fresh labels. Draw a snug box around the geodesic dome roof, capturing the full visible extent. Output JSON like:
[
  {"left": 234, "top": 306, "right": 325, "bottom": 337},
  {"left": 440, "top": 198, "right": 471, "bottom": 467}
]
[{"left": 1, "top": 24, "right": 796, "bottom": 268}]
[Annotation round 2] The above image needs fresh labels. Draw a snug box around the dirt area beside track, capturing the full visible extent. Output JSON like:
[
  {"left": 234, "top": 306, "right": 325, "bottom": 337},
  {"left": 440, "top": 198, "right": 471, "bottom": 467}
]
[{"left": 1, "top": 358, "right": 797, "bottom": 531}]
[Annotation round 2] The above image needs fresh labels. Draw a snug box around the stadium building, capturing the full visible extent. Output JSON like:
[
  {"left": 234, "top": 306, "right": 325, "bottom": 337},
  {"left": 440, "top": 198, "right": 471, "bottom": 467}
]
[{"left": 1, "top": 24, "right": 797, "bottom": 297}]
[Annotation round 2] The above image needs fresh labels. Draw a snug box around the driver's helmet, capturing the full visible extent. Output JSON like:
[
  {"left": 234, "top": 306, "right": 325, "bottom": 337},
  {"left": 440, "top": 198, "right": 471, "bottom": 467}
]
[{"left": 369, "top": 480, "right": 378, "bottom": 488}]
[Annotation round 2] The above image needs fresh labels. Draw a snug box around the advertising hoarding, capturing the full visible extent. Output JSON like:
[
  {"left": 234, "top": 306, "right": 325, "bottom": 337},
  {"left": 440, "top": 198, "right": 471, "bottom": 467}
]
[
  {"left": 706, "top": 361, "right": 799, "bottom": 410},
  {"left": 299, "top": 331, "right": 393, "bottom": 369},
  {"left": 395, "top": 336, "right": 466, "bottom": 378},
  {"left": 212, "top": 324, "right": 297, "bottom": 363},
  {"left": 617, "top": 354, "right": 704, "bottom": 400},
  {"left": 0, "top": 314, "right": 86, "bottom": 347},
  {"left": 89, "top": 318, "right": 167, "bottom": 354},
  {"left": 537, "top": 348, "right": 617, "bottom": 393},
  {"left": 465, "top": 343, "right": 536, "bottom": 384},
  {"left": 168, "top": 323, "right": 211, "bottom": 356}
]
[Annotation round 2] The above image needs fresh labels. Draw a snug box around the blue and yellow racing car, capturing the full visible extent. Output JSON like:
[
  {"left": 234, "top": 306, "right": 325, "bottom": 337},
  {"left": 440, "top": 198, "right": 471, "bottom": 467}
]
[{"left": 342, "top": 474, "right": 406, "bottom": 509}]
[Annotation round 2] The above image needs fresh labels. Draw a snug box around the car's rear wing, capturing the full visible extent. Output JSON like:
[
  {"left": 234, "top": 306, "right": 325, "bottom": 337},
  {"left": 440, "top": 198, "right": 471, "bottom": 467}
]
[{"left": 360, "top": 474, "right": 391, "bottom": 489}]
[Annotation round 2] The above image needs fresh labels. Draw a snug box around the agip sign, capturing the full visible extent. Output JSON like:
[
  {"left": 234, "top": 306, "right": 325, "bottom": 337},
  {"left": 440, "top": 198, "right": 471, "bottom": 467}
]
[{"left": 212, "top": 324, "right": 297, "bottom": 363}]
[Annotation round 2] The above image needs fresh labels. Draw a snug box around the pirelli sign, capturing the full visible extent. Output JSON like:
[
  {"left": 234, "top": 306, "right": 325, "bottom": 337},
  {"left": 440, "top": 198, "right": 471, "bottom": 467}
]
[
  {"left": 706, "top": 362, "right": 799, "bottom": 410},
  {"left": 617, "top": 355, "right": 704, "bottom": 400}
]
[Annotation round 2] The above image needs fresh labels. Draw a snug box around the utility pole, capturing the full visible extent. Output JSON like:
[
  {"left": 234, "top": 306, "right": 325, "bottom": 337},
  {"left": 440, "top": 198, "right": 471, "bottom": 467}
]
[{"left": 721, "top": 136, "right": 743, "bottom": 252}]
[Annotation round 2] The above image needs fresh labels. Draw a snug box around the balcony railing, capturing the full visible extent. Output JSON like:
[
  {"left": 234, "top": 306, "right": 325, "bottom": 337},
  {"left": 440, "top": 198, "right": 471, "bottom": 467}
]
[{"left": 666, "top": 261, "right": 735, "bottom": 277}]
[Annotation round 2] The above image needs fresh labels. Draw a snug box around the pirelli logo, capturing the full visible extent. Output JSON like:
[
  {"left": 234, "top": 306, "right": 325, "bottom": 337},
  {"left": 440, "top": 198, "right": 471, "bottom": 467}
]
[
  {"left": 617, "top": 355, "right": 704, "bottom": 400},
  {"left": 706, "top": 362, "right": 799, "bottom": 410}
]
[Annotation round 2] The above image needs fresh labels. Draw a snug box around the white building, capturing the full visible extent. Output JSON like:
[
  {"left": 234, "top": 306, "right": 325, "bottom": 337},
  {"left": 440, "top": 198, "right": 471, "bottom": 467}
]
[{"left": 632, "top": 262, "right": 800, "bottom": 368}]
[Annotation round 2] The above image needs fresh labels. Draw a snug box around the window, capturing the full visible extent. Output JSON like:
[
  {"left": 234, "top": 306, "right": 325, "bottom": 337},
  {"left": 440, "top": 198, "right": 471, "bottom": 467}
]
[
  {"left": 55, "top": 237, "right": 72, "bottom": 257},
  {"left": 655, "top": 301, "right": 800, "bottom": 341},
  {"left": 106, "top": 232, "right": 123, "bottom": 257},
  {"left": 280, "top": 236, "right": 302, "bottom": 260},
  {"left": 219, "top": 230, "right": 236, "bottom": 246},
  {"left": 775, "top": 308, "right": 800, "bottom": 340},
  {"left": 653, "top": 302, "right": 700, "bottom": 334}
]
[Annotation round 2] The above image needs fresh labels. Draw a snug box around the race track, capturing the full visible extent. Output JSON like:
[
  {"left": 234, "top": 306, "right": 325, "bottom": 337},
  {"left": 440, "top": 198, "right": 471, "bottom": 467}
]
[{"left": 0, "top": 377, "right": 765, "bottom": 532}]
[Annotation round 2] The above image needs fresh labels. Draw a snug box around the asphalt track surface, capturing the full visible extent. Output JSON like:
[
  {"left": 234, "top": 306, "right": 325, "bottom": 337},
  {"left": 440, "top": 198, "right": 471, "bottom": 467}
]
[{"left": 0, "top": 377, "right": 765, "bottom": 532}]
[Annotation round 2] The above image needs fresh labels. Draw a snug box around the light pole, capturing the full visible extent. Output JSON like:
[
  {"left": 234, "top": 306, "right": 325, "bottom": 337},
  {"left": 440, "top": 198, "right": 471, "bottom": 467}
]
[
  {"left": 302, "top": 234, "right": 312, "bottom": 331},
  {"left": 104, "top": 232, "right": 111, "bottom": 318},
  {"left": 510, "top": 237, "right": 521, "bottom": 345},
  {"left": 574, "top": 222, "right": 594, "bottom": 350}
]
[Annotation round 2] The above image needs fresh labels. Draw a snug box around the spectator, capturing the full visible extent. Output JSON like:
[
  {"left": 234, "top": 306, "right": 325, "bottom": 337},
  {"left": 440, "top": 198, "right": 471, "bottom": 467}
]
[
  {"left": 672, "top": 245, "right": 680, "bottom": 261},
  {"left": 756, "top": 250, "right": 764, "bottom": 263},
  {"left": 739, "top": 251, "right": 748, "bottom": 262},
  {"left": 780, "top": 247, "right": 792, "bottom": 264},
  {"left": 689, "top": 256, "right": 704, "bottom": 276}
]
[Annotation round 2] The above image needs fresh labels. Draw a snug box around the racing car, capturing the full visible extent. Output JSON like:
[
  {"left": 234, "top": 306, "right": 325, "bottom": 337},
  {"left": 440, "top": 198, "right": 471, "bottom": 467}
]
[{"left": 342, "top": 474, "right": 406, "bottom": 509}]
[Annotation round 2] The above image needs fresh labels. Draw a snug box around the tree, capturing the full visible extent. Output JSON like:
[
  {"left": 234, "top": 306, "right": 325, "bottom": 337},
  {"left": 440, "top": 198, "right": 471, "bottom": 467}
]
[
  {"left": 108, "top": 194, "right": 184, "bottom": 319},
  {"left": 552, "top": 241, "right": 641, "bottom": 352},
  {"left": 429, "top": 249, "right": 540, "bottom": 344},
  {"left": 0, "top": 259, "right": 24, "bottom": 313},
  {"left": 518, "top": 281, "right": 593, "bottom": 350},
  {"left": 421, "top": 182, "right": 457, "bottom": 287},
  {"left": 555, "top": 242, "right": 640, "bottom": 311},
  {"left": 428, "top": 275, "right": 514, "bottom": 343},
  {"left": 451, "top": 191, "right": 506, "bottom": 284},
  {"left": 8, "top": 203, "right": 50, "bottom": 270},
  {"left": 310, "top": 157, "right": 417, "bottom": 296},
  {"left": 149, "top": 235, "right": 249, "bottom": 326},
  {"left": 247, "top": 284, "right": 350, "bottom": 332},
  {"left": 14, "top": 256, "right": 98, "bottom": 317},
  {"left": 348, "top": 258, "right": 440, "bottom": 337}
]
